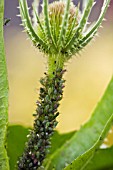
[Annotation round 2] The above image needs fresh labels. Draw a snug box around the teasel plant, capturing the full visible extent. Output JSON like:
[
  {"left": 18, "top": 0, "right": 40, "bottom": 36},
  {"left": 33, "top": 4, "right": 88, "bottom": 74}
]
[{"left": 17, "top": 0, "right": 110, "bottom": 169}]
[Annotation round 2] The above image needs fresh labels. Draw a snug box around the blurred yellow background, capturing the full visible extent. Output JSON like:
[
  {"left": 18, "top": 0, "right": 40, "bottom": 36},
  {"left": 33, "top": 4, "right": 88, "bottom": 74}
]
[
  {"left": 5, "top": 26, "right": 113, "bottom": 129},
  {"left": 4, "top": 3, "right": 113, "bottom": 145}
]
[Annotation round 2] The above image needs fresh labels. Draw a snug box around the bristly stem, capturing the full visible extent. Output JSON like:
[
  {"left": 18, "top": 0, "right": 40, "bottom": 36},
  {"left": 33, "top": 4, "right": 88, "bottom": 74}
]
[
  {"left": 17, "top": 57, "right": 66, "bottom": 170},
  {"left": 48, "top": 54, "right": 65, "bottom": 77},
  {"left": 0, "top": 0, "right": 9, "bottom": 169}
]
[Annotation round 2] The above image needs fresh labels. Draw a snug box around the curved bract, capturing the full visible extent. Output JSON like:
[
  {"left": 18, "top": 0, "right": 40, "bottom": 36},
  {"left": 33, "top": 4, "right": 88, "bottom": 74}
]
[{"left": 19, "top": 0, "right": 110, "bottom": 59}]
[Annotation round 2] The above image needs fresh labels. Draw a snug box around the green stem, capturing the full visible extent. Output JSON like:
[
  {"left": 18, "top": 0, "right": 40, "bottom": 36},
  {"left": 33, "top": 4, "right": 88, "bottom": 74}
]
[
  {"left": 17, "top": 55, "right": 65, "bottom": 170},
  {"left": 48, "top": 54, "right": 65, "bottom": 77},
  {"left": 0, "top": 1, "right": 9, "bottom": 169}
]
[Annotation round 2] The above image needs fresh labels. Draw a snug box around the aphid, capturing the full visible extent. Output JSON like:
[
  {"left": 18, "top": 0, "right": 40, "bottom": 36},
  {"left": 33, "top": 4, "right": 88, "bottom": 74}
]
[{"left": 3, "top": 18, "right": 11, "bottom": 26}]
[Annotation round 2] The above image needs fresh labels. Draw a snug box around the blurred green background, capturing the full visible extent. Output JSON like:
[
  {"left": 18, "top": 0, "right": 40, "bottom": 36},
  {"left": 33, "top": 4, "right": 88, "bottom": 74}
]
[{"left": 4, "top": 0, "right": 113, "bottom": 144}]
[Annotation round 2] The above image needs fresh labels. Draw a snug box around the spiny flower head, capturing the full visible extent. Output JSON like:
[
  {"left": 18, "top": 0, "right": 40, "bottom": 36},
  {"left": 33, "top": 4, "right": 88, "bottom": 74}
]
[
  {"left": 37, "top": 1, "right": 80, "bottom": 51},
  {"left": 18, "top": 0, "right": 110, "bottom": 60}
]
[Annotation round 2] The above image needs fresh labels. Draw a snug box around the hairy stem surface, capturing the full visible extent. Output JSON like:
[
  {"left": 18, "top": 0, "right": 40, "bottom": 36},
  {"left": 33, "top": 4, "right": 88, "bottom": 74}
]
[{"left": 0, "top": 0, "right": 9, "bottom": 169}]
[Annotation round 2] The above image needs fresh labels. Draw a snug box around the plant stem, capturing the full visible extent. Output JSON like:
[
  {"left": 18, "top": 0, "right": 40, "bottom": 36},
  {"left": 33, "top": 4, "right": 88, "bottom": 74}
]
[
  {"left": 0, "top": 0, "right": 9, "bottom": 169},
  {"left": 18, "top": 55, "right": 66, "bottom": 170},
  {"left": 48, "top": 54, "right": 65, "bottom": 77}
]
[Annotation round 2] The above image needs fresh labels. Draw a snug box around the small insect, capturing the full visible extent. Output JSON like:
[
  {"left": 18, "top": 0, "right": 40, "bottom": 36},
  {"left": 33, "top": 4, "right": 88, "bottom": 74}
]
[{"left": 3, "top": 18, "right": 11, "bottom": 26}]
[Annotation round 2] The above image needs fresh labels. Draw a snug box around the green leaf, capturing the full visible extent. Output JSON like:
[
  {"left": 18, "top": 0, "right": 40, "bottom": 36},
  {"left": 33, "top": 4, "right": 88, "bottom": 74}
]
[
  {"left": 0, "top": 1, "right": 9, "bottom": 169},
  {"left": 48, "top": 131, "right": 75, "bottom": 157},
  {"left": 7, "top": 125, "right": 29, "bottom": 170},
  {"left": 44, "top": 130, "right": 75, "bottom": 169},
  {"left": 44, "top": 77, "right": 113, "bottom": 170},
  {"left": 64, "top": 117, "right": 113, "bottom": 170},
  {"left": 85, "top": 146, "right": 113, "bottom": 170}
]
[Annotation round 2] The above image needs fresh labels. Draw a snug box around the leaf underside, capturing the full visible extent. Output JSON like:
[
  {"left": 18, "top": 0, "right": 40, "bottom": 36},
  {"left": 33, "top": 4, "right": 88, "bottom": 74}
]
[
  {"left": 85, "top": 146, "right": 113, "bottom": 170},
  {"left": 0, "top": 1, "right": 9, "bottom": 170},
  {"left": 44, "top": 77, "right": 113, "bottom": 170}
]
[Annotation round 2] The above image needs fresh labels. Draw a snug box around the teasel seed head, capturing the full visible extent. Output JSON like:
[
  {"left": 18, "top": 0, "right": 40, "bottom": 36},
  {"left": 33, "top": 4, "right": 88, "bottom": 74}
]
[
  {"left": 19, "top": 0, "right": 110, "bottom": 59},
  {"left": 38, "top": 0, "right": 81, "bottom": 51}
]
